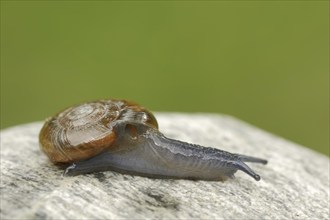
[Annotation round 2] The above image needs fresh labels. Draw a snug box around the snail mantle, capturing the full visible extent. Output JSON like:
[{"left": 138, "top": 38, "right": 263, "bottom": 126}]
[{"left": 1, "top": 113, "right": 329, "bottom": 219}]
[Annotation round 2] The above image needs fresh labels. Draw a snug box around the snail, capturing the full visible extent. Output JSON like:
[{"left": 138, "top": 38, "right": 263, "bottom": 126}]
[{"left": 39, "top": 99, "right": 267, "bottom": 181}]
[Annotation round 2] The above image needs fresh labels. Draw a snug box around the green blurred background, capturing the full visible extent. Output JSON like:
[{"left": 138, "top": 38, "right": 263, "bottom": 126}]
[{"left": 1, "top": 1, "right": 329, "bottom": 156}]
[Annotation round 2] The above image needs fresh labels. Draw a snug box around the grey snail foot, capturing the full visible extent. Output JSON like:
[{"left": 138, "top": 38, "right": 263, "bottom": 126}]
[
  {"left": 63, "top": 125, "right": 267, "bottom": 181},
  {"left": 63, "top": 153, "right": 122, "bottom": 177},
  {"left": 63, "top": 151, "right": 265, "bottom": 181}
]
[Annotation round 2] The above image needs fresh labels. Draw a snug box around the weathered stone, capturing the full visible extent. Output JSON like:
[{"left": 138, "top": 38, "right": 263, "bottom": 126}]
[{"left": 1, "top": 113, "right": 329, "bottom": 219}]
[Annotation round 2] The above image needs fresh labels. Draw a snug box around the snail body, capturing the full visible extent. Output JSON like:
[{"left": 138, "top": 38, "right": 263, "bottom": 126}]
[{"left": 39, "top": 99, "right": 267, "bottom": 181}]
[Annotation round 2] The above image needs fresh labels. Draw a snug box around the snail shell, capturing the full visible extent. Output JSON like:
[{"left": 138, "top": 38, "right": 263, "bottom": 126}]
[
  {"left": 39, "top": 99, "right": 157, "bottom": 163},
  {"left": 39, "top": 99, "right": 267, "bottom": 181}
]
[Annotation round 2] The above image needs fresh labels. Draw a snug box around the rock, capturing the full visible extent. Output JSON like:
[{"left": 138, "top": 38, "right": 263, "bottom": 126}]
[{"left": 1, "top": 113, "right": 329, "bottom": 219}]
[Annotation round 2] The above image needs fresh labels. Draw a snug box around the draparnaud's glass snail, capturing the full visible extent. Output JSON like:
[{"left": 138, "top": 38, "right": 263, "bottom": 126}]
[{"left": 39, "top": 99, "right": 267, "bottom": 181}]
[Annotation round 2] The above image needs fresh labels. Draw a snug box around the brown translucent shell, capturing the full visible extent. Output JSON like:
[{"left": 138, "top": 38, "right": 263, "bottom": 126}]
[{"left": 39, "top": 99, "right": 158, "bottom": 164}]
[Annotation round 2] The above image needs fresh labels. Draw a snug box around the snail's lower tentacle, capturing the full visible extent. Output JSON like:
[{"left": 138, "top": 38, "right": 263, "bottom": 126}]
[{"left": 230, "top": 161, "right": 261, "bottom": 181}]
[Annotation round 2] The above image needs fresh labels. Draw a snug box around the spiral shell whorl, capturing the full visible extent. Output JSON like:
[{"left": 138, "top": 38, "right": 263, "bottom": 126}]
[{"left": 58, "top": 102, "right": 108, "bottom": 128}]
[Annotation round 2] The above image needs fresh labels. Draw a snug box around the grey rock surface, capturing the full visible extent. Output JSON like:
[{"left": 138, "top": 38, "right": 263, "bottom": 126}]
[{"left": 1, "top": 113, "right": 329, "bottom": 219}]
